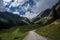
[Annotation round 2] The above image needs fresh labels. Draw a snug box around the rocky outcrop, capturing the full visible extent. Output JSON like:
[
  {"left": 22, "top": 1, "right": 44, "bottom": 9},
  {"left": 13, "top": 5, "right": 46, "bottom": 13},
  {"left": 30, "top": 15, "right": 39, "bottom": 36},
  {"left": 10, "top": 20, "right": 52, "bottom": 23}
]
[{"left": 50, "top": 0, "right": 60, "bottom": 20}]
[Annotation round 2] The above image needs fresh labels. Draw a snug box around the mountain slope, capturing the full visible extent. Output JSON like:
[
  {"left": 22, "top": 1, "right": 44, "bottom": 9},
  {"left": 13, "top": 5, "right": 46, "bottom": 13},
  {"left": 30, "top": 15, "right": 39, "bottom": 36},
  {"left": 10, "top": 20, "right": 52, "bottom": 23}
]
[
  {"left": 36, "top": 1, "right": 60, "bottom": 40},
  {"left": 33, "top": 0, "right": 60, "bottom": 24},
  {"left": 31, "top": 9, "right": 51, "bottom": 22},
  {"left": 0, "top": 12, "right": 30, "bottom": 28},
  {"left": 36, "top": 19, "right": 60, "bottom": 40}
]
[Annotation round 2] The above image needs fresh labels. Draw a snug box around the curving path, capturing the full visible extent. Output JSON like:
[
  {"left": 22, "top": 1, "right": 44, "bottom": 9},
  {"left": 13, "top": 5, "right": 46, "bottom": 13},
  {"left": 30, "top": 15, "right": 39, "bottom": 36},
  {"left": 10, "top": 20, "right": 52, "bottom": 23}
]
[{"left": 23, "top": 31, "right": 51, "bottom": 40}]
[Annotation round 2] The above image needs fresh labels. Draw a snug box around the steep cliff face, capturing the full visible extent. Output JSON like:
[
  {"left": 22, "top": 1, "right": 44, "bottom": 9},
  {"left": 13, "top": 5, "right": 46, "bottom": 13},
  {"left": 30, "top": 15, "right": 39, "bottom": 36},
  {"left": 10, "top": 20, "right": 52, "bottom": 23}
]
[
  {"left": 52, "top": 0, "right": 60, "bottom": 19},
  {"left": 55, "top": 5, "right": 60, "bottom": 18}
]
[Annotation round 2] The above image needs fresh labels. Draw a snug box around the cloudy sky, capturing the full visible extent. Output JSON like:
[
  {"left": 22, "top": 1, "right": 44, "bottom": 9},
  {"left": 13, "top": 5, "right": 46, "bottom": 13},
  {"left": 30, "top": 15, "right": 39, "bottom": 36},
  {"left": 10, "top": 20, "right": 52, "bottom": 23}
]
[{"left": 0, "top": 0, "right": 58, "bottom": 19}]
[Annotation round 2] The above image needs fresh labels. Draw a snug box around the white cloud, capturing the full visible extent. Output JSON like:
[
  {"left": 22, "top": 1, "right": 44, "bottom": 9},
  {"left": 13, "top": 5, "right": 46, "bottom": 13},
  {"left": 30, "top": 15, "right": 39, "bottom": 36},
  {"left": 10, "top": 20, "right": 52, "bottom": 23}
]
[
  {"left": 3, "top": 0, "right": 12, "bottom": 6},
  {"left": 3, "top": 0, "right": 58, "bottom": 19},
  {"left": 23, "top": 11, "right": 38, "bottom": 19},
  {"left": 10, "top": 0, "right": 18, "bottom": 7},
  {"left": 13, "top": 10, "right": 19, "bottom": 15},
  {"left": 33, "top": 0, "right": 58, "bottom": 14},
  {"left": 6, "top": 8, "right": 10, "bottom": 12},
  {"left": 3, "top": 0, "right": 12, "bottom": 3},
  {"left": 23, "top": 4, "right": 30, "bottom": 11},
  {"left": 13, "top": 12, "right": 19, "bottom": 15},
  {"left": 23, "top": 0, "right": 58, "bottom": 19},
  {"left": 10, "top": 0, "right": 26, "bottom": 7},
  {"left": 0, "top": 0, "right": 6, "bottom": 12}
]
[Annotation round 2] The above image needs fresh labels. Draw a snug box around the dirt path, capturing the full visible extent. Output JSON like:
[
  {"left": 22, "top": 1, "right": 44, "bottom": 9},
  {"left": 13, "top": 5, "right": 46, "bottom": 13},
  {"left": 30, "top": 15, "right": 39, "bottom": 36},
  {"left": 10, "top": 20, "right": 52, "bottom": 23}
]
[{"left": 23, "top": 31, "right": 51, "bottom": 40}]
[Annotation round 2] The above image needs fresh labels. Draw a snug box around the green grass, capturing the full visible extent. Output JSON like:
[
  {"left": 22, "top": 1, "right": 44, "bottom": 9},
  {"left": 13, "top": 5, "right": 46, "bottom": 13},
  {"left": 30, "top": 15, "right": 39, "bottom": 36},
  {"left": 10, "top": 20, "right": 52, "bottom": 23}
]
[
  {"left": 0, "top": 27, "right": 28, "bottom": 40},
  {"left": 0, "top": 16, "right": 57, "bottom": 40},
  {"left": 34, "top": 16, "right": 53, "bottom": 25},
  {"left": 36, "top": 19, "right": 60, "bottom": 40},
  {"left": 0, "top": 24, "right": 40, "bottom": 40}
]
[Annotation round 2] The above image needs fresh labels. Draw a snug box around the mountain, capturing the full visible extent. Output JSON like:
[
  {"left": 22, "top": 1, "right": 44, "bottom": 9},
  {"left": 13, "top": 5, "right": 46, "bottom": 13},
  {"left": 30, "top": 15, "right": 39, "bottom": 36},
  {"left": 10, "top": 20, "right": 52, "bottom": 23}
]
[
  {"left": 0, "top": 11, "right": 30, "bottom": 28},
  {"left": 32, "top": 0, "right": 60, "bottom": 25},
  {"left": 36, "top": 1, "right": 60, "bottom": 40},
  {"left": 31, "top": 9, "right": 51, "bottom": 23},
  {"left": 0, "top": 0, "right": 60, "bottom": 28},
  {"left": 3, "top": 0, "right": 58, "bottom": 19},
  {"left": 49, "top": 0, "right": 60, "bottom": 20},
  {"left": 54, "top": 0, "right": 60, "bottom": 18},
  {"left": 36, "top": 19, "right": 60, "bottom": 40},
  {"left": 40, "top": 9, "right": 51, "bottom": 18}
]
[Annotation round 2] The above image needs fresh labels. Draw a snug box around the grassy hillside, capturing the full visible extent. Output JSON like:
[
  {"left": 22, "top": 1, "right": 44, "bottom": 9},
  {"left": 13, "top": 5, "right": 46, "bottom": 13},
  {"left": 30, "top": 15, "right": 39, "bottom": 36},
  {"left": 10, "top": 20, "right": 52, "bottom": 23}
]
[
  {"left": 0, "top": 27, "right": 28, "bottom": 40},
  {"left": 0, "top": 24, "right": 40, "bottom": 40},
  {"left": 36, "top": 19, "right": 60, "bottom": 40}
]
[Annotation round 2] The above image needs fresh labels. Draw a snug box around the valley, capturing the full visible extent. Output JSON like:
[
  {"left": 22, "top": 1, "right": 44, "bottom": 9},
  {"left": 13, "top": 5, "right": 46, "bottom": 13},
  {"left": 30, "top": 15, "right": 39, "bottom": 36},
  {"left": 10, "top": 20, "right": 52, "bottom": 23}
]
[{"left": 0, "top": 0, "right": 60, "bottom": 40}]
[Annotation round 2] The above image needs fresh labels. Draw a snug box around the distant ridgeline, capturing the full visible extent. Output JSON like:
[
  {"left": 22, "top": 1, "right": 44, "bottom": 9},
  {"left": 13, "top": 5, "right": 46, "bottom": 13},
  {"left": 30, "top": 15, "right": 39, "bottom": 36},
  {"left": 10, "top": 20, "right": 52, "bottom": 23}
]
[
  {"left": 0, "top": 11, "right": 30, "bottom": 29},
  {"left": 0, "top": 0, "right": 60, "bottom": 29},
  {"left": 32, "top": 0, "right": 60, "bottom": 23}
]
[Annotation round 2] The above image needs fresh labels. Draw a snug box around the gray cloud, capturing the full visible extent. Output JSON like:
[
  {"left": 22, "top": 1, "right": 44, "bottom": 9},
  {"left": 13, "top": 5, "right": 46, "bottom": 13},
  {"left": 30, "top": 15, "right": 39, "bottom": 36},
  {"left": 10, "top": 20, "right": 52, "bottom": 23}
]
[{"left": 0, "top": 0, "right": 58, "bottom": 19}]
